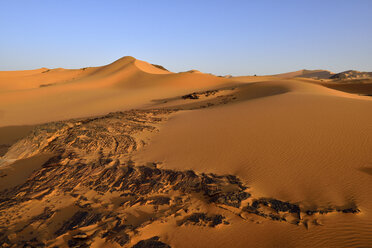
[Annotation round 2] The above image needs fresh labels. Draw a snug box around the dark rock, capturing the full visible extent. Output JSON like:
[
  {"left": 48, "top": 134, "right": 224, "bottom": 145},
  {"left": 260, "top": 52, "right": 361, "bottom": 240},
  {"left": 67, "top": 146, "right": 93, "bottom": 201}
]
[
  {"left": 132, "top": 236, "right": 170, "bottom": 248},
  {"left": 147, "top": 196, "right": 171, "bottom": 205},
  {"left": 338, "top": 208, "right": 360, "bottom": 214},
  {"left": 182, "top": 93, "right": 199, "bottom": 99},
  {"left": 210, "top": 214, "right": 224, "bottom": 227},
  {"left": 268, "top": 199, "right": 300, "bottom": 214},
  {"left": 55, "top": 211, "right": 101, "bottom": 236},
  {"left": 114, "top": 233, "right": 130, "bottom": 246},
  {"left": 179, "top": 213, "right": 226, "bottom": 227}
]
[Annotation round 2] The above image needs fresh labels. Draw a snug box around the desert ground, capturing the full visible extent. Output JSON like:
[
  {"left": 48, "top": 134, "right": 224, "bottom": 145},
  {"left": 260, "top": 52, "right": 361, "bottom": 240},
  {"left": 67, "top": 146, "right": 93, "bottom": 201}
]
[{"left": 1, "top": 57, "right": 372, "bottom": 247}]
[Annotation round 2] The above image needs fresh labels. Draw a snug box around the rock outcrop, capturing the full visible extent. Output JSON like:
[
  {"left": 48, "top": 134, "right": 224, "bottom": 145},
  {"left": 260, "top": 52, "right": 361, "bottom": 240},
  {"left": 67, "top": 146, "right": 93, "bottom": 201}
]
[
  {"left": 0, "top": 108, "right": 361, "bottom": 247},
  {"left": 330, "top": 70, "right": 372, "bottom": 80}
]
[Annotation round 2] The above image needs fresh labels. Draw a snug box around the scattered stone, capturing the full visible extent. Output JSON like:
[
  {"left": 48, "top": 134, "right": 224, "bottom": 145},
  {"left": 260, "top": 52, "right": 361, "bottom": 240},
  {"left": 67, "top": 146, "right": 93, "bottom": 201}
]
[
  {"left": 337, "top": 207, "right": 360, "bottom": 214},
  {"left": 55, "top": 211, "right": 101, "bottom": 236},
  {"left": 132, "top": 236, "right": 171, "bottom": 248},
  {"left": 182, "top": 90, "right": 219, "bottom": 100},
  {"left": 182, "top": 93, "right": 199, "bottom": 99},
  {"left": 179, "top": 213, "right": 226, "bottom": 227}
]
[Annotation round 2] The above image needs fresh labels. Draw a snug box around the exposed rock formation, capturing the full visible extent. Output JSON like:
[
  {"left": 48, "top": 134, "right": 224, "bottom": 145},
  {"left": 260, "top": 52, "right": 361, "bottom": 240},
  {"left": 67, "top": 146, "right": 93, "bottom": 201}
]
[
  {"left": 182, "top": 90, "right": 219, "bottom": 100},
  {"left": 132, "top": 236, "right": 170, "bottom": 248},
  {"left": 330, "top": 70, "right": 372, "bottom": 80},
  {"left": 0, "top": 108, "right": 361, "bottom": 247}
]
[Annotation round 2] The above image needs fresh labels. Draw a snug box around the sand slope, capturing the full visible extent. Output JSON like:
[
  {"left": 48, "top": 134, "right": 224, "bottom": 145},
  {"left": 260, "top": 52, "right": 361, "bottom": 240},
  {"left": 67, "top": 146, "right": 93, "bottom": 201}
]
[
  {"left": 0, "top": 56, "right": 231, "bottom": 126},
  {"left": 1, "top": 58, "right": 372, "bottom": 247},
  {"left": 134, "top": 79, "right": 372, "bottom": 247}
]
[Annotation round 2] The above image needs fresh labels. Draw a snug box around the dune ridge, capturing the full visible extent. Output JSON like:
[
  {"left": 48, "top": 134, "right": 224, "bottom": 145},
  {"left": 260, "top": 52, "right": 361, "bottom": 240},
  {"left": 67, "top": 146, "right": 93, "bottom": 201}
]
[{"left": 0, "top": 56, "right": 231, "bottom": 126}]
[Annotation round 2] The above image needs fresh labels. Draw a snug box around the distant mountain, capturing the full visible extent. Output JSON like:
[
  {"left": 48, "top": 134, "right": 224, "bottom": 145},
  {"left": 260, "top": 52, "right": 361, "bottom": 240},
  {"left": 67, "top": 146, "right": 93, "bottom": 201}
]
[
  {"left": 330, "top": 70, "right": 372, "bottom": 80},
  {"left": 272, "top": 69, "right": 372, "bottom": 80}
]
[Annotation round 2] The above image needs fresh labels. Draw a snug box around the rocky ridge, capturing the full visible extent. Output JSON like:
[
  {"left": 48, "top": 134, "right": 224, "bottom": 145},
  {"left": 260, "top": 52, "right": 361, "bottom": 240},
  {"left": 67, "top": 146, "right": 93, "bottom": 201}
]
[{"left": 330, "top": 70, "right": 372, "bottom": 80}]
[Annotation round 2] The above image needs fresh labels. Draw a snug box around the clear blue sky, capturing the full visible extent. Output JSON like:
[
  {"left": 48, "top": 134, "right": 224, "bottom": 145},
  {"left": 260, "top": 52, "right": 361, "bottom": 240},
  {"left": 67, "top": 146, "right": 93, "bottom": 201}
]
[{"left": 0, "top": 0, "right": 371, "bottom": 75}]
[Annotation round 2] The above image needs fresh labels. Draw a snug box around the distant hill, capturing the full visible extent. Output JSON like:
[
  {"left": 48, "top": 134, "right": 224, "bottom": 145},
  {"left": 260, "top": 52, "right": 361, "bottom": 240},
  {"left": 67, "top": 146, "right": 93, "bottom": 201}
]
[
  {"left": 330, "top": 70, "right": 372, "bottom": 80},
  {"left": 272, "top": 69, "right": 372, "bottom": 80}
]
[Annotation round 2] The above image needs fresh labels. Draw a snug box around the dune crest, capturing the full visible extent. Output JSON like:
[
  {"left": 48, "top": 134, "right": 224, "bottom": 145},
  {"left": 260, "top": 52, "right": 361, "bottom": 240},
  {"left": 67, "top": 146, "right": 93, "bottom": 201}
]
[
  {"left": 134, "top": 59, "right": 172, "bottom": 74},
  {"left": 0, "top": 56, "right": 232, "bottom": 126}
]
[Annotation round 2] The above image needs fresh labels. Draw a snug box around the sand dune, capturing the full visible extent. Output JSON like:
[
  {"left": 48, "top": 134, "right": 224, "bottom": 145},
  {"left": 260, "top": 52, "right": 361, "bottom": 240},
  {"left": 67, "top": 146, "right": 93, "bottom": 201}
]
[
  {"left": 134, "top": 78, "right": 372, "bottom": 247},
  {"left": 272, "top": 69, "right": 334, "bottom": 79},
  {"left": 1, "top": 57, "right": 372, "bottom": 247},
  {"left": 0, "top": 56, "right": 231, "bottom": 126}
]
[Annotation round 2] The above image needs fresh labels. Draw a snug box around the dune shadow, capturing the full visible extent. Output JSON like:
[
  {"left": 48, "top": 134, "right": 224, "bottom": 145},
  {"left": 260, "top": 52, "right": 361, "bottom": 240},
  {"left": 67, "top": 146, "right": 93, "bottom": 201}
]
[
  {"left": 359, "top": 167, "right": 372, "bottom": 176},
  {"left": 151, "top": 82, "right": 289, "bottom": 111},
  {"left": 0, "top": 125, "right": 35, "bottom": 156},
  {"left": 236, "top": 83, "right": 289, "bottom": 101},
  {"left": 0, "top": 153, "right": 52, "bottom": 191}
]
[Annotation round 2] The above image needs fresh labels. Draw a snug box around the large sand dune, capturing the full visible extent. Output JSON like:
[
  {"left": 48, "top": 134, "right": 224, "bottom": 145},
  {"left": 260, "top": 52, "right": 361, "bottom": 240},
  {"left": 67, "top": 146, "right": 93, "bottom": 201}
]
[
  {"left": 0, "top": 56, "right": 231, "bottom": 126},
  {"left": 271, "top": 69, "right": 334, "bottom": 79},
  {"left": 1, "top": 57, "right": 372, "bottom": 247}
]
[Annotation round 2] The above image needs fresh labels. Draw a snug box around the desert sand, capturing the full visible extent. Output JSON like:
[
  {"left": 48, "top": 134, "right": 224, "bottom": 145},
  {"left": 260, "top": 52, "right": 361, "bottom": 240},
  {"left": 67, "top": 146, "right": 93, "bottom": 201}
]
[{"left": 1, "top": 57, "right": 372, "bottom": 247}]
